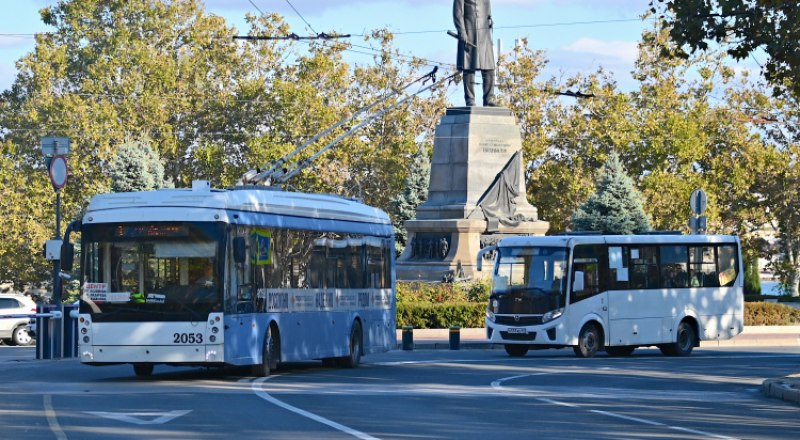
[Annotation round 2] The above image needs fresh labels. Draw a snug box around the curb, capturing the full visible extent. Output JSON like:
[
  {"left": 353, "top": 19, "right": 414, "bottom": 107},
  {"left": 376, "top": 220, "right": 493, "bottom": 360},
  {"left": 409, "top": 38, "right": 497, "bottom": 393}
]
[{"left": 761, "top": 376, "right": 800, "bottom": 405}]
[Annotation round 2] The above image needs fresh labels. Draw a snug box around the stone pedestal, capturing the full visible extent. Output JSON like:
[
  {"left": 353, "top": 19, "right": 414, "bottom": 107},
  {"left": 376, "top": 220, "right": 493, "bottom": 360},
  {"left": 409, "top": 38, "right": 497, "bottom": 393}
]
[
  {"left": 416, "top": 106, "right": 539, "bottom": 221},
  {"left": 397, "top": 106, "right": 549, "bottom": 282}
]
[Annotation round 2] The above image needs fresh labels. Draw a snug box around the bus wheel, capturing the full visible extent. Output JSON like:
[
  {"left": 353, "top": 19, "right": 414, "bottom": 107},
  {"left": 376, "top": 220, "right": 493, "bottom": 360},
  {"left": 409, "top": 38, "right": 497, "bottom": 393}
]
[
  {"left": 340, "top": 321, "right": 362, "bottom": 368},
  {"left": 133, "top": 363, "right": 153, "bottom": 377},
  {"left": 605, "top": 346, "right": 635, "bottom": 357},
  {"left": 660, "top": 321, "right": 695, "bottom": 356},
  {"left": 253, "top": 326, "right": 278, "bottom": 377},
  {"left": 573, "top": 323, "right": 601, "bottom": 358},
  {"left": 504, "top": 344, "right": 529, "bottom": 357}
]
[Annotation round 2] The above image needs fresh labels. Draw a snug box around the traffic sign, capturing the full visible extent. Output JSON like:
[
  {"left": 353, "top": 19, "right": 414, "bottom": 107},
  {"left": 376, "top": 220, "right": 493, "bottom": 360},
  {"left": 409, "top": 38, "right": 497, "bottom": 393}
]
[
  {"left": 49, "top": 155, "right": 69, "bottom": 189},
  {"left": 41, "top": 136, "right": 70, "bottom": 156},
  {"left": 690, "top": 189, "right": 707, "bottom": 215}
]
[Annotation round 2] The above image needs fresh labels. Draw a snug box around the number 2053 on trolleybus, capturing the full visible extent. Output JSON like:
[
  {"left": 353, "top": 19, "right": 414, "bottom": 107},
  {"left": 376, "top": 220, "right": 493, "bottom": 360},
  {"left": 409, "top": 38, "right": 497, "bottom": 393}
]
[
  {"left": 477, "top": 233, "right": 744, "bottom": 358},
  {"left": 62, "top": 181, "right": 396, "bottom": 377}
]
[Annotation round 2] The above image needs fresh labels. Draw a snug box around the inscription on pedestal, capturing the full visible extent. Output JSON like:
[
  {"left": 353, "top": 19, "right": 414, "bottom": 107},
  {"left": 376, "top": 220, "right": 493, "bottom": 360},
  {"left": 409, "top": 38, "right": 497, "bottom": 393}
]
[{"left": 479, "top": 138, "right": 511, "bottom": 155}]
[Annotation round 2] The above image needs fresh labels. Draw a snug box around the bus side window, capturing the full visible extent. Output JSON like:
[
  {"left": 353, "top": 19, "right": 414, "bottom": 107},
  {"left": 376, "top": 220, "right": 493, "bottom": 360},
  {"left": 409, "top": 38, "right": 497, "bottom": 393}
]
[
  {"left": 607, "top": 246, "right": 629, "bottom": 290},
  {"left": 716, "top": 245, "right": 739, "bottom": 287},
  {"left": 689, "top": 245, "right": 716, "bottom": 287},
  {"left": 570, "top": 244, "right": 601, "bottom": 303},
  {"left": 630, "top": 246, "right": 658, "bottom": 289}
]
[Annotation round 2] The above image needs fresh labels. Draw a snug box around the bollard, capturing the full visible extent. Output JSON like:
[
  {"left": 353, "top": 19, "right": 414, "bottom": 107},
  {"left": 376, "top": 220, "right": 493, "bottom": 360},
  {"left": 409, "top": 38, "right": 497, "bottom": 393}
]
[
  {"left": 401, "top": 326, "right": 414, "bottom": 350},
  {"left": 63, "top": 303, "right": 79, "bottom": 358},
  {"left": 449, "top": 325, "right": 461, "bottom": 350}
]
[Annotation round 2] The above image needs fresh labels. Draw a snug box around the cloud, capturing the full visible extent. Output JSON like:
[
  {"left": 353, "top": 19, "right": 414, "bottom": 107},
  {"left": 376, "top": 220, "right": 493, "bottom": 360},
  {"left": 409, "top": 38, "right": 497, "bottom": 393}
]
[{"left": 562, "top": 37, "right": 638, "bottom": 65}]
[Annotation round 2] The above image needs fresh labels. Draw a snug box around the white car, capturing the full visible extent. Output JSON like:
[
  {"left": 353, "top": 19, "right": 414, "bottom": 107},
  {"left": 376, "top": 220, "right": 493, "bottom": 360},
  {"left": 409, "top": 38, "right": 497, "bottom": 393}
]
[{"left": 0, "top": 293, "right": 37, "bottom": 346}]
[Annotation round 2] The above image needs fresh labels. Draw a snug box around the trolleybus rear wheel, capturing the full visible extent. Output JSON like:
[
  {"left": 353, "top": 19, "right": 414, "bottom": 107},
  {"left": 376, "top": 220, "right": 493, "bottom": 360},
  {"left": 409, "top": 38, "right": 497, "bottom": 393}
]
[
  {"left": 340, "top": 321, "right": 362, "bottom": 368},
  {"left": 133, "top": 363, "right": 154, "bottom": 377}
]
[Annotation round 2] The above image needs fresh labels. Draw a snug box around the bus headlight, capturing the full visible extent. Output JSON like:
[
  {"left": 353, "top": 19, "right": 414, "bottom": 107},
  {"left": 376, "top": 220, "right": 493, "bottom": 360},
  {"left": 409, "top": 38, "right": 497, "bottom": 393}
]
[
  {"left": 542, "top": 308, "right": 563, "bottom": 323},
  {"left": 486, "top": 310, "right": 496, "bottom": 323}
]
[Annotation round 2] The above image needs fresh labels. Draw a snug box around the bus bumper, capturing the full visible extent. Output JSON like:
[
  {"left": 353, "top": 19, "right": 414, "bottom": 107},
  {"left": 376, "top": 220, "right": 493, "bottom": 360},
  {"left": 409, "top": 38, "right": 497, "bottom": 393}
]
[{"left": 79, "top": 344, "right": 225, "bottom": 364}]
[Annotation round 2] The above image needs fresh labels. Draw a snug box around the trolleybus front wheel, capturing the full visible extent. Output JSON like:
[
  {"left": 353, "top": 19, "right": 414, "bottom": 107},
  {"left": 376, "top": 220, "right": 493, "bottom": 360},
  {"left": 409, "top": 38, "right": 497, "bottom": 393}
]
[{"left": 253, "top": 325, "right": 279, "bottom": 377}]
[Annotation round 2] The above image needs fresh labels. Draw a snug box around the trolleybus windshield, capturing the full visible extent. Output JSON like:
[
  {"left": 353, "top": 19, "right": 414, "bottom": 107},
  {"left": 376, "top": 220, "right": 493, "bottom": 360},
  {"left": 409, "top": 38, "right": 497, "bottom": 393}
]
[{"left": 79, "top": 222, "right": 224, "bottom": 322}]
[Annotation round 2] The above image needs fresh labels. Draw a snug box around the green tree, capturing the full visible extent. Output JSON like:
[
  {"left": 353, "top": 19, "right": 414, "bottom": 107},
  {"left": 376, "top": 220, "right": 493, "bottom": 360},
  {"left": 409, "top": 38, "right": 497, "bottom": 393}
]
[
  {"left": 390, "top": 145, "right": 430, "bottom": 255},
  {"left": 0, "top": 140, "right": 54, "bottom": 285},
  {"left": 0, "top": 0, "right": 449, "bottom": 287},
  {"left": 109, "top": 139, "right": 170, "bottom": 192},
  {"left": 572, "top": 153, "right": 651, "bottom": 234},
  {"left": 651, "top": 0, "right": 800, "bottom": 97},
  {"left": 743, "top": 252, "right": 762, "bottom": 296}
]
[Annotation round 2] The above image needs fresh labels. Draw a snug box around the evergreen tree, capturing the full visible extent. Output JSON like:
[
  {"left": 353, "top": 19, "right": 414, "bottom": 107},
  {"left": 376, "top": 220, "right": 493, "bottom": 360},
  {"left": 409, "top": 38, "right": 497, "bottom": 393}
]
[
  {"left": 743, "top": 252, "right": 762, "bottom": 296},
  {"left": 572, "top": 153, "right": 651, "bottom": 234},
  {"left": 390, "top": 146, "right": 430, "bottom": 254},
  {"left": 109, "top": 139, "right": 170, "bottom": 192}
]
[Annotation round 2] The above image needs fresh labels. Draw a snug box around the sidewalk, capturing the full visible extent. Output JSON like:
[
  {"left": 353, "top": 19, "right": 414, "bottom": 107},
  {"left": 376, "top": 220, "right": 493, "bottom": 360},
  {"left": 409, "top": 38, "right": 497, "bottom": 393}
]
[
  {"left": 395, "top": 326, "right": 800, "bottom": 350},
  {"left": 396, "top": 325, "right": 800, "bottom": 405}
]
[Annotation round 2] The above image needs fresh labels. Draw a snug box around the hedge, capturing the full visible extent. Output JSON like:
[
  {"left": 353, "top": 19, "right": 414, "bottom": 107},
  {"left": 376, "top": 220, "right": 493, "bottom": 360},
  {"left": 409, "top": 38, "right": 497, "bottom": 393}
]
[
  {"left": 395, "top": 299, "right": 800, "bottom": 328},
  {"left": 743, "top": 302, "right": 800, "bottom": 326},
  {"left": 396, "top": 302, "right": 485, "bottom": 329}
]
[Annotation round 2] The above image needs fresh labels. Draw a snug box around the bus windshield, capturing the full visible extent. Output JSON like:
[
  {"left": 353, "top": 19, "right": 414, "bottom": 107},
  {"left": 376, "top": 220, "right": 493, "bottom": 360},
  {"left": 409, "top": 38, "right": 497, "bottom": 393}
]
[
  {"left": 79, "top": 222, "right": 224, "bottom": 322},
  {"left": 492, "top": 246, "right": 568, "bottom": 315}
]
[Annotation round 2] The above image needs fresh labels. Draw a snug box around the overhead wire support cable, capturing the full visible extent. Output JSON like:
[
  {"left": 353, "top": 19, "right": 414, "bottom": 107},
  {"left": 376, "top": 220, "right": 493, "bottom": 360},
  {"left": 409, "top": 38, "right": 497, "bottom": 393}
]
[
  {"left": 274, "top": 70, "right": 454, "bottom": 185},
  {"left": 245, "top": 67, "right": 440, "bottom": 185},
  {"left": 233, "top": 32, "right": 351, "bottom": 41}
]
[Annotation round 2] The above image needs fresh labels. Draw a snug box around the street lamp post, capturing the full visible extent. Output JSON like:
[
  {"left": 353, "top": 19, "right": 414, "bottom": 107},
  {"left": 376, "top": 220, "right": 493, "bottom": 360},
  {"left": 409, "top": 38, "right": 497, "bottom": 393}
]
[{"left": 41, "top": 136, "right": 70, "bottom": 359}]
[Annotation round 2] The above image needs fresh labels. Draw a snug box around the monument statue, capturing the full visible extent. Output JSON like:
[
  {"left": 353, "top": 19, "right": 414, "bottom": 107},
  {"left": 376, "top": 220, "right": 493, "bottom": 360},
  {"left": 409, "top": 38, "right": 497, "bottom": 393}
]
[{"left": 453, "top": 0, "right": 496, "bottom": 107}]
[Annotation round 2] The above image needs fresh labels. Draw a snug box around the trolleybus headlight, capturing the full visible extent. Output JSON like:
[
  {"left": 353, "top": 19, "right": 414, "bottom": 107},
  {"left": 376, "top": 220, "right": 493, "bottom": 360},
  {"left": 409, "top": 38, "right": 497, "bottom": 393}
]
[
  {"left": 211, "top": 326, "right": 218, "bottom": 334},
  {"left": 542, "top": 308, "right": 564, "bottom": 323},
  {"left": 209, "top": 335, "right": 216, "bottom": 343},
  {"left": 486, "top": 310, "right": 496, "bottom": 323}
]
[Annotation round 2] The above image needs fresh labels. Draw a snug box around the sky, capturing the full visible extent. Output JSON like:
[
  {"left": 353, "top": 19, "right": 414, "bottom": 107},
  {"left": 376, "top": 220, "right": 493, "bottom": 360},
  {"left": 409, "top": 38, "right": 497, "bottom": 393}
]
[{"left": 0, "top": 1, "right": 755, "bottom": 106}]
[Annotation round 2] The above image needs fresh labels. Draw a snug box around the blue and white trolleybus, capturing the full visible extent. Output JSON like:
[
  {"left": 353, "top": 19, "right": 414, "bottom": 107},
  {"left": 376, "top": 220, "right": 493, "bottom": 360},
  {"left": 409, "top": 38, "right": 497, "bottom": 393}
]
[{"left": 67, "top": 181, "right": 396, "bottom": 376}]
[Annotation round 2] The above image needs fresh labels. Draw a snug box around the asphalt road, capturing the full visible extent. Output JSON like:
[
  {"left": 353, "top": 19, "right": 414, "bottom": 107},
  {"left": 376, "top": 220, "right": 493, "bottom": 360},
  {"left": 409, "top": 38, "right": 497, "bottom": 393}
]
[{"left": 2, "top": 345, "right": 799, "bottom": 440}]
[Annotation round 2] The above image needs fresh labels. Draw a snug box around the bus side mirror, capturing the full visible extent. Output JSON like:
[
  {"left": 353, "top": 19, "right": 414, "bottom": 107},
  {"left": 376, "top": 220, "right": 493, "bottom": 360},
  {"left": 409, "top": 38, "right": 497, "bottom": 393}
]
[
  {"left": 233, "top": 237, "right": 246, "bottom": 263},
  {"left": 61, "top": 243, "right": 75, "bottom": 272},
  {"left": 572, "top": 271, "right": 584, "bottom": 292},
  {"left": 476, "top": 245, "right": 497, "bottom": 272}
]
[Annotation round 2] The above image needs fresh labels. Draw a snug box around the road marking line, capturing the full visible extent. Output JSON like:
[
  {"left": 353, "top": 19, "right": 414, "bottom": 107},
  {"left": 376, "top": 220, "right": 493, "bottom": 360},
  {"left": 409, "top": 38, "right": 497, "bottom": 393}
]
[
  {"left": 589, "top": 409, "right": 664, "bottom": 426},
  {"left": 252, "top": 377, "right": 380, "bottom": 440},
  {"left": 85, "top": 410, "right": 192, "bottom": 425},
  {"left": 493, "top": 374, "right": 742, "bottom": 440},
  {"left": 44, "top": 394, "right": 67, "bottom": 440}
]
